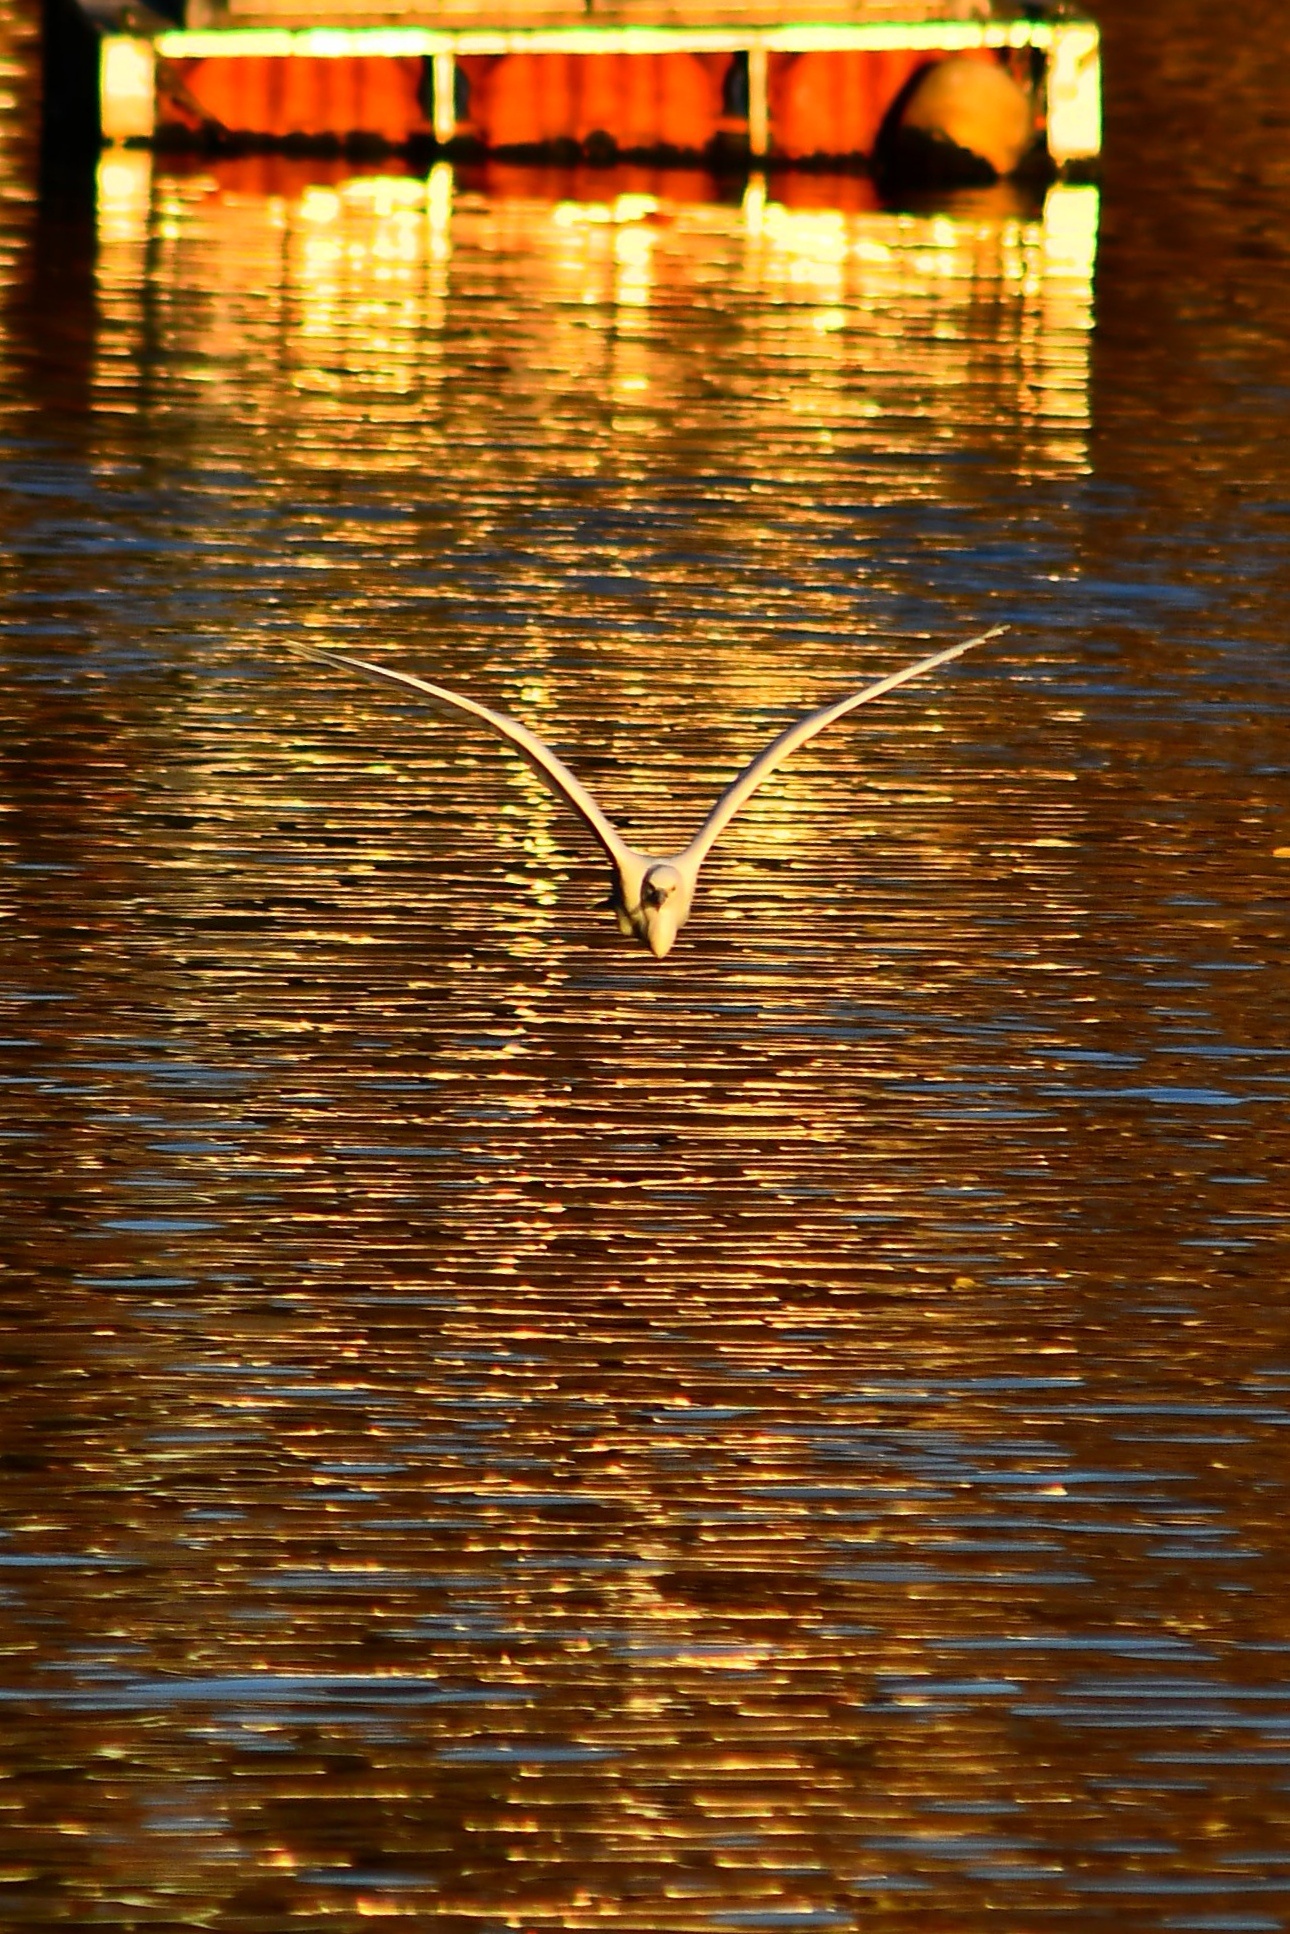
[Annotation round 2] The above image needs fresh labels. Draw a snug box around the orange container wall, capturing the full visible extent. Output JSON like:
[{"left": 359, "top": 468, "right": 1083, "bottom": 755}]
[
  {"left": 462, "top": 51, "right": 727, "bottom": 152},
  {"left": 162, "top": 56, "right": 428, "bottom": 142},
  {"left": 151, "top": 45, "right": 1008, "bottom": 157},
  {"left": 770, "top": 46, "right": 927, "bottom": 159}
]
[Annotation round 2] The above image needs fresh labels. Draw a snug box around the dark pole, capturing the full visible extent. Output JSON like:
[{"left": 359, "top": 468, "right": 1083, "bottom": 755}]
[{"left": 41, "top": 0, "right": 102, "bottom": 174}]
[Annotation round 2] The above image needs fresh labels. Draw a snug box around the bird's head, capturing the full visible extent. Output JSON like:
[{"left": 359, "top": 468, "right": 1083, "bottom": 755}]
[{"left": 638, "top": 862, "right": 688, "bottom": 959}]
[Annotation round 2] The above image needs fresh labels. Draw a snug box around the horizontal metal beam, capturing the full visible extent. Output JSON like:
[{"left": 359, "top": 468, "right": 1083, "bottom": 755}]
[{"left": 155, "top": 17, "right": 1058, "bottom": 58}]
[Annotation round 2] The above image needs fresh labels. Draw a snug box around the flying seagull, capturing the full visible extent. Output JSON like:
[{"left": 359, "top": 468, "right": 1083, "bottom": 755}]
[{"left": 287, "top": 625, "right": 1002, "bottom": 959}]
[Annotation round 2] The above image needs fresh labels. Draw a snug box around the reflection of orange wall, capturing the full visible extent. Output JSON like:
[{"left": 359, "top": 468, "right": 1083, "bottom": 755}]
[
  {"left": 462, "top": 52, "right": 727, "bottom": 151},
  {"left": 770, "top": 47, "right": 926, "bottom": 158},
  {"left": 162, "top": 57, "right": 428, "bottom": 142}
]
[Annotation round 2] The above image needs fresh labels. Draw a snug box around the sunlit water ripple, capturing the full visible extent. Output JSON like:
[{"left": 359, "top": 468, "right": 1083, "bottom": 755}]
[{"left": 2, "top": 0, "right": 1290, "bottom": 1924}]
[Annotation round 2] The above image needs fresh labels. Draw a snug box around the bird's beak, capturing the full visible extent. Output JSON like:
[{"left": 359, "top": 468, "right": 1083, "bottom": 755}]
[{"left": 646, "top": 925, "right": 677, "bottom": 960}]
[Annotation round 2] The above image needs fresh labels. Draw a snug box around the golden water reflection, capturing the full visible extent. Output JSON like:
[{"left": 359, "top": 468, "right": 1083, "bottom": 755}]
[
  {"left": 6, "top": 53, "right": 1290, "bottom": 1931},
  {"left": 94, "top": 154, "right": 1096, "bottom": 489}
]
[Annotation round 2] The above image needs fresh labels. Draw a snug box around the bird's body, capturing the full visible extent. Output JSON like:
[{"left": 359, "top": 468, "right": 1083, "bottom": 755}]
[{"left": 288, "top": 626, "right": 1002, "bottom": 957}]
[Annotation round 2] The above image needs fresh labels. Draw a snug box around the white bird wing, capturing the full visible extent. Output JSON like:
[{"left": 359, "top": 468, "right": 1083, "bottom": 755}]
[
  {"left": 680, "top": 626, "right": 1005, "bottom": 874},
  {"left": 284, "top": 643, "right": 637, "bottom": 874}
]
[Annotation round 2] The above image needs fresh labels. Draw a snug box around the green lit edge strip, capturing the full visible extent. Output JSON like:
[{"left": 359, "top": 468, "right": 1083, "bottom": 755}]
[{"left": 154, "top": 17, "right": 1057, "bottom": 57}]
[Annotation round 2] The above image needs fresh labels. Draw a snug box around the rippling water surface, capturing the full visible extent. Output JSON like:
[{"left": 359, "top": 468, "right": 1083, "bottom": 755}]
[{"left": 3, "top": 2, "right": 1290, "bottom": 1925}]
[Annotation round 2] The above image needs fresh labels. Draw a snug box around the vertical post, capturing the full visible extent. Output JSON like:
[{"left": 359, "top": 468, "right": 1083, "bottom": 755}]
[
  {"left": 100, "top": 36, "right": 156, "bottom": 145},
  {"left": 43, "top": 0, "right": 106, "bottom": 163},
  {"left": 747, "top": 42, "right": 768, "bottom": 159},
  {"left": 1046, "top": 21, "right": 1101, "bottom": 164},
  {"left": 433, "top": 48, "right": 456, "bottom": 146}
]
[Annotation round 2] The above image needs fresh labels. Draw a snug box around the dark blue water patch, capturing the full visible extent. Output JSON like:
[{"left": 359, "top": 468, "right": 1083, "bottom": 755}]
[
  {"left": 298, "top": 1869, "right": 439, "bottom": 1890},
  {"left": 874, "top": 1677, "right": 1021, "bottom": 1700},
  {"left": 1014, "top": 1709, "right": 1290, "bottom": 1734},
  {"left": 1163, "top": 1919, "right": 1284, "bottom": 1933},
  {"left": 846, "top": 1876, "right": 934, "bottom": 1894},
  {"left": 861, "top": 1833, "right": 1038, "bottom": 1857},
  {"left": 1042, "top": 1083, "right": 1252, "bottom": 1108},
  {"left": 100, "top": 1217, "right": 220, "bottom": 1234},
  {"left": 0, "top": 1553, "right": 138, "bottom": 1571},
  {"left": 711, "top": 1913, "right": 853, "bottom": 1929},
  {"left": 82, "top": 1059, "right": 259, "bottom": 1091},
  {"left": 146, "top": 1139, "right": 244, "bottom": 1155},
  {"left": 1146, "top": 1754, "right": 1290, "bottom": 1769},
  {"left": 438, "top": 1742, "right": 612, "bottom": 1764},
  {"left": 0, "top": 1672, "right": 516, "bottom": 1713}
]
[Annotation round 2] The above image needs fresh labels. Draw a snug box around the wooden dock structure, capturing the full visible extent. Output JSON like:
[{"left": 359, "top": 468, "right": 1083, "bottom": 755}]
[{"left": 96, "top": 0, "right": 1101, "bottom": 171}]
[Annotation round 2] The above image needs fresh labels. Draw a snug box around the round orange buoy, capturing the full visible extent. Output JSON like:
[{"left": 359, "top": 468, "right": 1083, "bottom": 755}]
[{"left": 897, "top": 54, "right": 1034, "bottom": 177}]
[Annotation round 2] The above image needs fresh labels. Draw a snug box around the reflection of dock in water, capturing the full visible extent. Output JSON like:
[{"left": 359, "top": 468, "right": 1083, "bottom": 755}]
[
  {"left": 94, "top": 0, "right": 1100, "bottom": 177},
  {"left": 94, "top": 153, "right": 1099, "bottom": 500}
]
